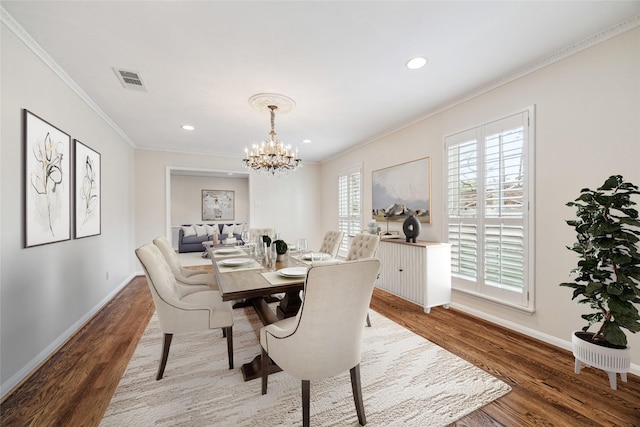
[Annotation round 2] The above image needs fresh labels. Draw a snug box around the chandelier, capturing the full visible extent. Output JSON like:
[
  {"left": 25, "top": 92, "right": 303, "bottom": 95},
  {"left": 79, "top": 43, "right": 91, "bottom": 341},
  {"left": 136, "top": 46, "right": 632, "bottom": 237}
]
[{"left": 243, "top": 94, "right": 302, "bottom": 176}]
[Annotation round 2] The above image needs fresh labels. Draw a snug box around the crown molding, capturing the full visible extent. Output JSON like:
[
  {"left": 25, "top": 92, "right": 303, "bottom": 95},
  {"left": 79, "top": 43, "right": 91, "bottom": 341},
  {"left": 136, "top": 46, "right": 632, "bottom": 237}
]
[
  {"left": 323, "top": 13, "right": 640, "bottom": 164},
  {"left": 1, "top": 6, "right": 135, "bottom": 148}
]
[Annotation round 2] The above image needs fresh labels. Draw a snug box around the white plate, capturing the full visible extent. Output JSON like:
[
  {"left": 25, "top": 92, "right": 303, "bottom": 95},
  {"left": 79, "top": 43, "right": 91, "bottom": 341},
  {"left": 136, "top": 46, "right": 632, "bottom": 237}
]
[
  {"left": 214, "top": 248, "right": 241, "bottom": 255},
  {"left": 219, "top": 258, "right": 253, "bottom": 267},
  {"left": 301, "top": 252, "right": 331, "bottom": 261},
  {"left": 278, "top": 267, "right": 308, "bottom": 277}
]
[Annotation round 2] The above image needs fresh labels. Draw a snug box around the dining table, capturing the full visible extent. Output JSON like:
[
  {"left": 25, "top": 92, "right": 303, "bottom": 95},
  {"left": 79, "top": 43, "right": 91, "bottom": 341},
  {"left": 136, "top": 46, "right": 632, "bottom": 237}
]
[{"left": 208, "top": 246, "right": 340, "bottom": 381}]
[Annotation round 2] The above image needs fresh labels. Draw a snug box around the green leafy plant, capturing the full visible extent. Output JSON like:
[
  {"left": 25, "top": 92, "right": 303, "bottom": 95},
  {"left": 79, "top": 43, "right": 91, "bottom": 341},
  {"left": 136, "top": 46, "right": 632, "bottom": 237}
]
[
  {"left": 560, "top": 175, "right": 640, "bottom": 347},
  {"left": 262, "top": 235, "right": 272, "bottom": 247},
  {"left": 273, "top": 239, "right": 288, "bottom": 255}
]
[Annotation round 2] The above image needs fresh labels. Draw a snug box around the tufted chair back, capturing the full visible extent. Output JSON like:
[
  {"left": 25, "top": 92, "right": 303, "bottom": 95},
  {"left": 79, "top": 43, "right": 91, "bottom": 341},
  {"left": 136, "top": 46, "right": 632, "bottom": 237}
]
[
  {"left": 318, "top": 230, "right": 344, "bottom": 258},
  {"left": 346, "top": 233, "right": 380, "bottom": 261},
  {"left": 153, "top": 236, "right": 217, "bottom": 291},
  {"left": 153, "top": 236, "right": 185, "bottom": 278},
  {"left": 249, "top": 228, "right": 275, "bottom": 242}
]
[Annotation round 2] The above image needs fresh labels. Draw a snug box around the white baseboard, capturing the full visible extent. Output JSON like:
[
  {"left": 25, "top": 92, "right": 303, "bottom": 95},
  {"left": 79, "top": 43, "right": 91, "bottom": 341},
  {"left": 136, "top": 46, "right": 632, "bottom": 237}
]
[
  {"left": 450, "top": 302, "right": 640, "bottom": 377},
  {"left": 0, "top": 273, "right": 136, "bottom": 400}
]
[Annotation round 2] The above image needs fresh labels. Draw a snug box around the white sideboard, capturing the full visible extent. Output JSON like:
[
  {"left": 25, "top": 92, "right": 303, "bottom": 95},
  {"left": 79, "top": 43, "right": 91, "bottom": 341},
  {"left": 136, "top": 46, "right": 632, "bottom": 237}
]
[{"left": 376, "top": 239, "right": 451, "bottom": 313}]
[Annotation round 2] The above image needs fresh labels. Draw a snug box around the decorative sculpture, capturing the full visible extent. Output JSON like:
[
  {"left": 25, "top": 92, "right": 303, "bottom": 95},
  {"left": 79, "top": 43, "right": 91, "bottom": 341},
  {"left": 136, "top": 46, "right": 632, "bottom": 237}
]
[{"left": 403, "top": 213, "right": 421, "bottom": 243}]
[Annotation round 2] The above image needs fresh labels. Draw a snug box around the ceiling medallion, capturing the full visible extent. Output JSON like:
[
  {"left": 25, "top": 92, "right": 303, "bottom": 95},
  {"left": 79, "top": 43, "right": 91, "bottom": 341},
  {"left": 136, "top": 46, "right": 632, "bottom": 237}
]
[{"left": 243, "top": 94, "right": 302, "bottom": 176}]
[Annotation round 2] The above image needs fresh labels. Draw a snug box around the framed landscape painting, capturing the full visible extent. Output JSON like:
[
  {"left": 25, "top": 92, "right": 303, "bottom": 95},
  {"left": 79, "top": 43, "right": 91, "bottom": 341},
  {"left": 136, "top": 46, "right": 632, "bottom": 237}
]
[
  {"left": 24, "top": 109, "right": 71, "bottom": 247},
  {"left": 372, "top": 157, "right": 431, "bottom": 224},
  {"left": 74, "top": 139, "right": 101, "bottom": 238},
  {"left": 202, "top": 190, "right": 234, "bottom": 221}
]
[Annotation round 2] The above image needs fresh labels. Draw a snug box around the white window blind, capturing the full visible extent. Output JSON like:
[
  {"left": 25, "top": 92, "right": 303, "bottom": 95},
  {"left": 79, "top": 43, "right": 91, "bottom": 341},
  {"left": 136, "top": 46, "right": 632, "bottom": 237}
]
[
  {"left": 445, "top": 107, "right": 534, "bottom": 310},
  {"left": 338, "top": 165, "right": 362, "bottom": 256}
]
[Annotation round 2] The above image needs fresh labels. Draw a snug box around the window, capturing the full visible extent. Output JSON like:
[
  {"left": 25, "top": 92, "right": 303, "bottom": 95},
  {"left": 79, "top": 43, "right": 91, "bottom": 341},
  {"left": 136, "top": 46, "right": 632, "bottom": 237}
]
[
  {"left": 338, "top": 165, "right": 362, "bottom": 257},
  {"left": 445, "top": 107, "right": 534, "bottom": 311}
]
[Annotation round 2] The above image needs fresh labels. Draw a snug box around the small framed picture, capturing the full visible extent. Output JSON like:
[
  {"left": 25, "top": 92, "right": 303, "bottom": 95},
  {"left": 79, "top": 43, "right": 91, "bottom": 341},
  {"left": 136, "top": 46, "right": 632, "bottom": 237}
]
[
  {"left": 74, "top": 139, "right": 101, "bottom": 238},
  {"left": 24, "top": 109, "right": 71, "bottom": 247},
  {"left": 202, "top": 190, "right": 234, "bottom": 221}
]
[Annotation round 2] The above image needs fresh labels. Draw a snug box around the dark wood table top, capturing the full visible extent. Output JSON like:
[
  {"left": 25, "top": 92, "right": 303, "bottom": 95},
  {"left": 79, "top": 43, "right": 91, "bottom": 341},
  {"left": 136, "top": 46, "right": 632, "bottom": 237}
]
[{"left": 210, "top": 251, "right": 307, "bottom": 302}]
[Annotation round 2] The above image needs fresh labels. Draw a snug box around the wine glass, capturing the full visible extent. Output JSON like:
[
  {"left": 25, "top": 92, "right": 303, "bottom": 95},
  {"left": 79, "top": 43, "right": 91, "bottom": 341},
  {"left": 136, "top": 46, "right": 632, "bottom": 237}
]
[
  {"left": 241, "top": 230, "right": 249, "bottom": 245},
  {"left": 268, "top": 243, "right": 277, "bottom": 271},
  {"left": 297, "top": 238, "right": 308, "bottom": 259},
  {"left": 255, "top": 241, "right": 265, "bottom": 266}
]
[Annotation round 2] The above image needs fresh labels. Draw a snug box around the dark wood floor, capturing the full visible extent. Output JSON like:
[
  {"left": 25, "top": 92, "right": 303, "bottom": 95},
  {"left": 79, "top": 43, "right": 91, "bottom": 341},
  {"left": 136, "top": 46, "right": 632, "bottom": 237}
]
[{"left": 2, "top": 269, "right": 639, "bottom": 426}]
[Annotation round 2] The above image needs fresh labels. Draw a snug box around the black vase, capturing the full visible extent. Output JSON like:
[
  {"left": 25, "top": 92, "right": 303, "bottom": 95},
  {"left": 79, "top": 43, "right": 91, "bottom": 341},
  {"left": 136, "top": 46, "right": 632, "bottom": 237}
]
[{"left": 403, "top": 214, "right": 421, "bottom": 243}]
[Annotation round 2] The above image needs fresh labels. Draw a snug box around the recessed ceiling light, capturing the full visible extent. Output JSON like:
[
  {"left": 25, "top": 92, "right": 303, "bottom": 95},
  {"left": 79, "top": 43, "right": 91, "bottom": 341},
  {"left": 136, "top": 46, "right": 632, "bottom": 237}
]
[
  {"left": 181, "top": 124, "right": 195, "bottom": 131},
  {"left": 302, "top": 139, "right": 312, "bottom": 144},
  {"left": 406, "top": 56, "right": 428, "bottom": 70}
]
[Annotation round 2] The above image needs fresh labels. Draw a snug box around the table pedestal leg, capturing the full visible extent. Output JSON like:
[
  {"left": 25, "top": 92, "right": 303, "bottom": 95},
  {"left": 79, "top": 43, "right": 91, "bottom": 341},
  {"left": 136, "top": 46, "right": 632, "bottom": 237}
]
[
  {"left": 241, "top": 354, "right": 281, "bottom": 381},
  {"left": 277, "top": 289, "right": 302, "bottom": 319}
]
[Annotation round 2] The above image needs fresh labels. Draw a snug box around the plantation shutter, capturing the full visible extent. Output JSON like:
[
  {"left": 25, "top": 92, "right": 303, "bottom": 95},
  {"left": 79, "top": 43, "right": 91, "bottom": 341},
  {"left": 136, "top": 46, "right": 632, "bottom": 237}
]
[
  {"left": 338, "top": 165, "right": 362, "bottom": 256},
  {"left": 445, "top": 108, "right": 533, "bottom": 310}
]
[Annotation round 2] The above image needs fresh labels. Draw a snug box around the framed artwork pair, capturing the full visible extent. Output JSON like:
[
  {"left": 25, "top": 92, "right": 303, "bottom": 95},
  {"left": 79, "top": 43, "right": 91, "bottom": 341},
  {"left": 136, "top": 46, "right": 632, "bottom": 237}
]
[{"left": 23, "top": 109, "right": 101, "bottom": 248}]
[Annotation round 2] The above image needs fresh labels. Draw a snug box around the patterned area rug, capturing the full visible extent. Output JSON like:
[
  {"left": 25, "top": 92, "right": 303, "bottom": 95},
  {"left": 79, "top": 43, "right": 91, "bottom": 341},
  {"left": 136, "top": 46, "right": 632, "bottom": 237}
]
[{"left": 101, "top": 307, "right": 510, "bottom": 426}]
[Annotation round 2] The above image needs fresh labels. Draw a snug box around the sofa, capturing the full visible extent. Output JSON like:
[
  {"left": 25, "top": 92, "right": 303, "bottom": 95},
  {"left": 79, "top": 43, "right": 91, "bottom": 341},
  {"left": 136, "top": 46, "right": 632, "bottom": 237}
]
[{"left": 178, "top": 223, "right": 246, "bottom": 253}]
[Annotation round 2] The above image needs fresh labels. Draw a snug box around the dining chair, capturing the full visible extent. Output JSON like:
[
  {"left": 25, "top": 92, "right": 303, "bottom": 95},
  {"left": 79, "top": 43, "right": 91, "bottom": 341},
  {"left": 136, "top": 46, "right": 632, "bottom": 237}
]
[
  {"left": 318, "top": 230, "right": 344, "bottom": 259},
  {"left": 135, "top": 242, "right": 234, "bottom": 380},
  {"left": 260, "top": 258, "right": 381, "bottom": 427},
  {"left": 346, "top": 233, "right": 381, "bottom": 327},
  {"left": 153, "top": 236, "right": 218, "bottom": 293}
]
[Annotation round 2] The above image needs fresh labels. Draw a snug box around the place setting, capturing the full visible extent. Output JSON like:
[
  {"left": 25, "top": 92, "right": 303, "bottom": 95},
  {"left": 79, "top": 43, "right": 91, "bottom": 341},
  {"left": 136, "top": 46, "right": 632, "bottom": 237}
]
[
  {"left": 216, "top": 257, "right": 262, "bottom": 273},
  {"left": 261, "top": 265, "right": 309, "bottom": 285},
  {"left": 210, "top": 246, "right": 248, "bottom": 258}
]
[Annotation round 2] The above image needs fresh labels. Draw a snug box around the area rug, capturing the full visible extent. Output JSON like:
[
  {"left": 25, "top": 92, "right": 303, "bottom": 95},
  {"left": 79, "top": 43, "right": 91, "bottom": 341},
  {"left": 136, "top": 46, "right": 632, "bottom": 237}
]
[{"left": 101, "top": 307, "right": 510, "bottom": 426}]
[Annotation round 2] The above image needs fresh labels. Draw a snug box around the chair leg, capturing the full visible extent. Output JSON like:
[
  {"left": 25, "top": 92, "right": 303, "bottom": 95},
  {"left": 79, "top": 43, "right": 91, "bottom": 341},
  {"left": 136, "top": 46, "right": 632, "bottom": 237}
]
[
  {"left": 261, "top": 347, "right": 269, "bottom": 395},
  {"left": 222, "top": 328, "right": 227, "bottom": 338},
  {"left": 365, "top": 312, "right": 371, "bottom": 327},
  {"left": 302, "top": 380, "right": 311, "bottom": 427},
  {"left": 225, "top": 326, "right": 234, "bottom": 370},
  {"left": 156, "top": 333, "right": 173, "bottom": 380},
  {"left": 350, "top": 364, "right": 366, "bottom": 426}
]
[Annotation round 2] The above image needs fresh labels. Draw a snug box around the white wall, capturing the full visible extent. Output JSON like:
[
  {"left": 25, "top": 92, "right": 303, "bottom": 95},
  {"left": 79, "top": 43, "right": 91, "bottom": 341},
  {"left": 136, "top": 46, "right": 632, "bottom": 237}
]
[
  {"left": 321, "top": 28, "right": 640, "bottom": 365},
  {"left": 0, "top": 22, "right": 136, "bottom": 394},
  {"left": 135, "top": 149, "right": 322, "bottom": 250},
  {"left": 171, "top": 175, "right": 250, "bottom": 225}
]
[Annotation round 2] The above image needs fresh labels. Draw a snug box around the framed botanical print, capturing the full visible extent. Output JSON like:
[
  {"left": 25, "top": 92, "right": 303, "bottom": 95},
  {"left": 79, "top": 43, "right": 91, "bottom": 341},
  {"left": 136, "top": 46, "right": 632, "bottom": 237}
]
[
  {"left": 74, "top": 139, "right": 101, "bottom": 238},
  {"left": 24, "top": 109, "right": 71, "bottom": 247}
]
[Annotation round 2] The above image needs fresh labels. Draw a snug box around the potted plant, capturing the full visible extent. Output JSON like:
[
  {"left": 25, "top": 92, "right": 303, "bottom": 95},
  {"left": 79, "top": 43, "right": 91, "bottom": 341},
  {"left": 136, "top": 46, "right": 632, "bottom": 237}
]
[
  {"left": 273, "top": 239, "right": 288, "bottom": 261},
  {"left": 560, "top": 175, "right": 640, "bottom": 389}
]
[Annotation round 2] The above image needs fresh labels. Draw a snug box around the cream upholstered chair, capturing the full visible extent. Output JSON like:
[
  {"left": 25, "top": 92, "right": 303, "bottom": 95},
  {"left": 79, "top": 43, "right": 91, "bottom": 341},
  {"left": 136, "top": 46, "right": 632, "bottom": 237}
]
[
  {"left": 318, "top": 230, "right": 344, "bottom": 258},
  {"left": 153, "top": 236, "right": 218, "bottom": 293},
  {"left": 346, "top": 233, "right": 380, "bottom": 261},
  {"left": 136, "top": 243, "right": 234, "bottom": 380},
  {"left": 346, "top": 233, "right": 380, "bottom": 327},
  {"left": 249, "top": 228, "right": 275, "bottom": 242},
  {"left": 260, "top": 259, "right": 381, "bottom": 427}
]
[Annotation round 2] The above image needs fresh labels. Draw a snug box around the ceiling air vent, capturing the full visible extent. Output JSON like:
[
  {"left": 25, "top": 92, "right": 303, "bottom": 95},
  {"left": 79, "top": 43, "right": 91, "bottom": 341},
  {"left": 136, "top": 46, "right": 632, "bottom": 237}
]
[{"left": 113, "top": 67, "right": 147, "bottom": 91}]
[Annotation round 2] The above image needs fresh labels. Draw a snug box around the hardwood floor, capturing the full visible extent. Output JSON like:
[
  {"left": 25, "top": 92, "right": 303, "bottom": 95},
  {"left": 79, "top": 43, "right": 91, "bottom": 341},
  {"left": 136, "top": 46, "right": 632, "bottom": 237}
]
[{"left": 2, "top": 270, "right": 639, "bottom": 426}]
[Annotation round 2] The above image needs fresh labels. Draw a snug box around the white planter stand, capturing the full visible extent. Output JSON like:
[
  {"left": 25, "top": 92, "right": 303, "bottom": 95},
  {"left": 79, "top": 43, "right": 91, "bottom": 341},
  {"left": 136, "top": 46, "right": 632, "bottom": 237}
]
[{"left": 572, "top": 332, "right": 631, "bottom": 390}]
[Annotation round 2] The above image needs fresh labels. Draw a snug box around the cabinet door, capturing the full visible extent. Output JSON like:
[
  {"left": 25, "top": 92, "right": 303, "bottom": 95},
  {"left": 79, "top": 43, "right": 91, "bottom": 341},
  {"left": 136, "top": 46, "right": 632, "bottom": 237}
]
[{"left": 377, "top": 241, "right": 425, "bottom": 306}]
